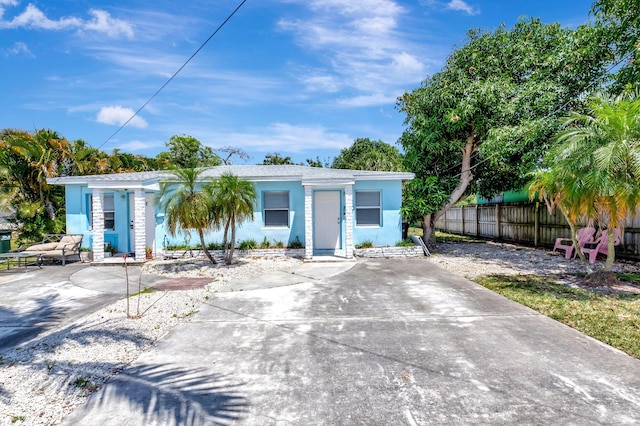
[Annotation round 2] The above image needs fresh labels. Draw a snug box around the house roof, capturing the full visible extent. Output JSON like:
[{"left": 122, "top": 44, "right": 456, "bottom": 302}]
[{"left": 47, "top": 165, "right": 414, "bottom": 189}]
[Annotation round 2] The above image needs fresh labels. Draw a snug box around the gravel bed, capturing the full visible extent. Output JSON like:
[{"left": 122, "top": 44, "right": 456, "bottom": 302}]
[
  {"left": 429, "top": 241, "right": 640, "bottom": 293},
  {"left": 0, "top": 256, "right": 302, "bottom": 426}
]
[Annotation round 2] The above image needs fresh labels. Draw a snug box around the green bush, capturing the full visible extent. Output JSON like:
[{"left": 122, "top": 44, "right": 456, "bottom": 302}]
[
  {"left": 238, "top": 239, "right": 258, "bottom": 250},
  {"left": 259, "top": 236, "right": 271, "bottom": 249},
  {"left": 396, "top": 238, "right": 414, "bottom": 247},
  {"left": 355, "top": 240, "right": 374, "bottom": 249},
  {"left": 288, "top": 236, "right": 304, "bottom": 249},
  {"left": 206, "top": 241, "right": 224, "bottom": 250},
  {"left": 274, "top": 240, "right": 285, "bottom": 248}
]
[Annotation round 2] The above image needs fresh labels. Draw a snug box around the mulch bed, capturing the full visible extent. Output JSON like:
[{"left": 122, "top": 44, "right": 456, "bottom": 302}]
[{"left": 152, "top": 277, "right": 212, "bottom": 291}]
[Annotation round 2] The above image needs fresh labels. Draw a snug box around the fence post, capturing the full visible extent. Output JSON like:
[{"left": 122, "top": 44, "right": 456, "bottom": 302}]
[
  {"left": 461, "top": 205, "right": 465, "bottom": 235},
  {"left": 534, "top": 202, "right": 540, "bottom": 247},
  {"left": 496, "top": 204, "right": 502, "bottom": 239},
  {"left": 476, "top": 204, "right": 480, "bottom": 237}
]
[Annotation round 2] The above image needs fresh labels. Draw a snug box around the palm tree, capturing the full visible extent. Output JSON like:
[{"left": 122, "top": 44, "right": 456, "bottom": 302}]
[
  {"left": 528, "top": 167, "right": 590, "bottom": 262},
  {"left": 546, "top": 91, "right": 640, "bottom": 271},
  {"left": 155, "top": 167, "right": 220, "bottom": 264},
  {"left": 208, "top": 173, "right": 257, "bottom": 264}
]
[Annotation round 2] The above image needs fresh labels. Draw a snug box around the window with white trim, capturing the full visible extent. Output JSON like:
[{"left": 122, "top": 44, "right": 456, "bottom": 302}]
[
  {"left": 264, "top": 191, "right": 289, "bottom": 227},
  {"left": 89, "top": 193, "right": 115, "bottom": 230},
  {"left": 355, "top": 191, "right": 381, "bottom": 226}
]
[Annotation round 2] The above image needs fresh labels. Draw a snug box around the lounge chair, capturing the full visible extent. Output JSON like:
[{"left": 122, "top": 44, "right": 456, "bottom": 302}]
[
  {"left": 553, "top": 227, "right": 596, "bottom": 260},
  {"left": 20, "top": 234, "right": 83, "bottom": 266},
  {"left": 581, "top": 228, "right": 621, "bottom": 264}
]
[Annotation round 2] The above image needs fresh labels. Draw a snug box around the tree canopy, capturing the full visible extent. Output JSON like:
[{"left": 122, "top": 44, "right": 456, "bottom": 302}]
[
  {"left": 397, "top": 18, "right": 614, "bottom": 245},
  {"left": 155, "top": 135, "right": 221, "bottom": 169},
  {"left": 261, "top": 153, "right": 296, "bottom": 165},
  {"left": 591, "top": 0, "right": 640, "bottom": 93},
  {"left": 332, "top": 138, "right": 405, "bottom": 171}
]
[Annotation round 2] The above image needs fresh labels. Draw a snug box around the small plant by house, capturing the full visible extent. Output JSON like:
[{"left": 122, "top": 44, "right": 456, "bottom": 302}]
[
  {"left": 355, "top": 240, "right": 374, "bottom": 249},
  {"left": 259, "top": 236, "right": 271, "bottom": 249},
  {"left": 288, "top": 236, "right": 304, "bottom": 249},
  {"left": 396, "top": 238, "right": 414, "bottom": 247},
  {"left": 238, "top": 239, "right": 258, "bottom": 250}
]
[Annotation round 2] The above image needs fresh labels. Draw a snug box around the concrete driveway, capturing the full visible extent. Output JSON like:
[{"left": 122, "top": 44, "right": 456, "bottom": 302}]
[
  {"left": 0, "top": 262, "right": 166, "bottom": 353},
  {"left": 63, "top": 258, "right": 640, "bottom": 425}
]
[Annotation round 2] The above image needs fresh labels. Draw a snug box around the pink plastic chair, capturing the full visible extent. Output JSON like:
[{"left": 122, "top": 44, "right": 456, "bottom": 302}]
[
  {"left": 553, "top": 227, "right": 596, "bottom": 259},
  {"left": 581, "top": 228, "right": 622, "bottom": 264}
]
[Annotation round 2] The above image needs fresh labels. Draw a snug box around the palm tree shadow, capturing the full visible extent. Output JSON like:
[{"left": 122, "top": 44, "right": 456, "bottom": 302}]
[
  {"left": 0, "top": 293, "right": 64, "bottom": 352},
  {"left": 68, "top": 364, "right": 247, "bottom": 425}
]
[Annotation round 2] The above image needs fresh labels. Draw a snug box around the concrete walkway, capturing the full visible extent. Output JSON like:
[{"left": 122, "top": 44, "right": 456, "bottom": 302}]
[
  {"left": 62, "top": 258, "right": 640, "bottom": 425},
  {"left": 0, "top": 262, "right": 165, "bottom": 353}
]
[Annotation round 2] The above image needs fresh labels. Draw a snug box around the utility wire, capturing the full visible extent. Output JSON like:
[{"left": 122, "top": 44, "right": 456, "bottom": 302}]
[{"left": 97, "top": 0, "right": 248, "bottom": 150}]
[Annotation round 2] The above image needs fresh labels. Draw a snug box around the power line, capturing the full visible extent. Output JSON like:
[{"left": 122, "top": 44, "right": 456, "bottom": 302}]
[{"left": 97, "top": 0, "right": 248, "bottom": 150}]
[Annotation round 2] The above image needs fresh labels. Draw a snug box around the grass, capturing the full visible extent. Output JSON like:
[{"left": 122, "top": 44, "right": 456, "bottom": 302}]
[
  {"left": 129, "top": 288, "right": 155, "bottom": 297},
  {"left": 476, "top": 274, "right": 640, "bottom": 359}
]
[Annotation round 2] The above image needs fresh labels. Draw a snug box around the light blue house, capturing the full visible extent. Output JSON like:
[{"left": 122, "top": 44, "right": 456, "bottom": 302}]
[{"left": 48, "top": 165, "right": 414, "bottom": 262}]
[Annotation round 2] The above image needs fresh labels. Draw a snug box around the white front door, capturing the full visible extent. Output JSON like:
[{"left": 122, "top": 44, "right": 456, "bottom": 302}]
[
  {"left": 314, "top": 191, "right": 341, "bottom": 250},
  {"left": 128, "top": 192, "right": 135, "bottom": 253}
]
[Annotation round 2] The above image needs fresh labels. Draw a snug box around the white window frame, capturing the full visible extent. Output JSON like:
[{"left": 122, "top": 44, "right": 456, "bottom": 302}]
[
  {"left": 89, "top": 193, "right": 115, "bottom": 230},
  {"left": 355, "top": 190, "right": 381, "bottom": 227},
  {"left": 264, "top": 191, "right": 290, "bottom": 227}
]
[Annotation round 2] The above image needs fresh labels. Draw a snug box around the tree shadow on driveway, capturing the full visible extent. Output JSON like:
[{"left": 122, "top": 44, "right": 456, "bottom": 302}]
[{"left": 64, "top": 364, "right": 248, "bottom": 425}]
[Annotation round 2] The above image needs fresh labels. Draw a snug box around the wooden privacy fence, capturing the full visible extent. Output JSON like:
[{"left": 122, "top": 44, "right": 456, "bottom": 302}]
[{"left": 435, "top": 202, "right": 640, "bottom": 260}]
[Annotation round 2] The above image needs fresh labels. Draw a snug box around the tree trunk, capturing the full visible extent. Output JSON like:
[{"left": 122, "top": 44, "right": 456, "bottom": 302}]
[
  {"left": 421, "top": 214, "right": 437, "bottom": 250},
  {"left": 424, "top": 133, "right": 476, "bottom": 249},
  {"left": 198, "top": 229, "right": 217, "bottom": 264},
  {"left": 604, "top": 228, "right": 616, "bottom": 271},
  {"left": 226, "top": 214, "right": 236, "bottom": 265},
  {"left": 558, "top": 207, "right": 586, "bottom": 262},
  {"left": 222, "top": 220, "right": 230, "bottom": 251}
]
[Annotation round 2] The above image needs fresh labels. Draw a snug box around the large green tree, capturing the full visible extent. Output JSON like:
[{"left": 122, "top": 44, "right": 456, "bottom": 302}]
[
  {"left": 261, "top": 153, "right": 296, "bottom": 165},
  {"left": 156, "top": 135, "right": 221, "bottom": 169},
  {"left": 155, "top": 167, "right": 220, "bottom": 264},
  {"left": 397, "top": 18, "right": 613, "bottom": 246},
  {"left": 0, "top": 129, "right": 71, "bottom": 241},
  {"left": 332, "top": 138, "right": 405, "bottom": 171},
  {"left": 591, "top": 0, "right": 640, "bottom": 93}
]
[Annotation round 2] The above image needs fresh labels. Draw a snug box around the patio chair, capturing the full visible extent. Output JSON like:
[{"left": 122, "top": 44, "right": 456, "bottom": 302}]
[
  {"left": 581, "top": 228, "right": 621, "bottom": 264},
  {"left": 553, "top": 227, "right": 596, "bottom": 260}
]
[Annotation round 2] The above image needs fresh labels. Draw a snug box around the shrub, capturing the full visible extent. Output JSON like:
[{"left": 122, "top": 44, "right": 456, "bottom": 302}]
[
  {"left": 259, "top": 236, "right": 271, "bottom": 249},
  {"left": 274, "top": 240, "right": 285, "bottom": 248},
  {"left": 355, "top": 240, "right": 374, "bottom": 249},
  {"left": 206, "top": 241, "right": 224, "bottom": 250},
  {"left": 396, "top": 238, "right": 414, "bottom": 247},
  {"left": 238, "top": 239, "right": 258, "bottom": 250},
  {"left": 288, "top": 236, "right": 304, "bottom": 249}
]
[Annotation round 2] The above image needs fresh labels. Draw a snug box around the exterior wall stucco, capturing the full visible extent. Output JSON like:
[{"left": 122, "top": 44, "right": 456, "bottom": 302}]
[
  {"left": 62, "top": 176, "right": 405, "bottom": 254},
  {"left": 352, "top": 180, "right": 404, "bottom": 247}
]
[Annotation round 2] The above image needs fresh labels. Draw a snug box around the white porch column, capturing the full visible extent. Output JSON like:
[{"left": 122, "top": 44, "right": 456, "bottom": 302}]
[
  {"left": 344, "top": 184, "right": 354, "bottom": 258},
  {"left": 304, "top": 186, "right": 313, "bottom": 260},
  {"left": 134, "top": 188, "right": 146, "bottom": 262},
  {"left": 92, "top": 188, "right": 105, "bottom": 262}
]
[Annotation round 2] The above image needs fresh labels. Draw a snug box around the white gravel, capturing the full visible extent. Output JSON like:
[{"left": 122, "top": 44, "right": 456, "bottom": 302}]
[{"left": 0, "top": 256, "right": 301, "bottom": 426}]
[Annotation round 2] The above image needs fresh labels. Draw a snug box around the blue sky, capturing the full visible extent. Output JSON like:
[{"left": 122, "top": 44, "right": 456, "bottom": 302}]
[{"left": 1, "top": 0, "right": 592, "bottom": 164}]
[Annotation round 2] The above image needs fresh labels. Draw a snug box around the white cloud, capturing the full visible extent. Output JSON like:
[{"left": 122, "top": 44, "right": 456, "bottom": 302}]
[
  {"left": 220, "top": 122, "right": 352, "bottom": 153},
  {"left": 0, "top": 4, "right": 134, "bottom": 38},
  {"left": 278, "top": 0, "right": 429, "bottom": 106},
  {"left": 83, "top": 9, "right": 134, "bottom": 39},
  {"left": 446, "top": 0, "right": 479, "bottom": 15},
  {"left": 96, "top": 106, "right": 148, "bottom": 129},
  {"left": 2, "top": 41, "right": 33, "bottom": 57}
]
